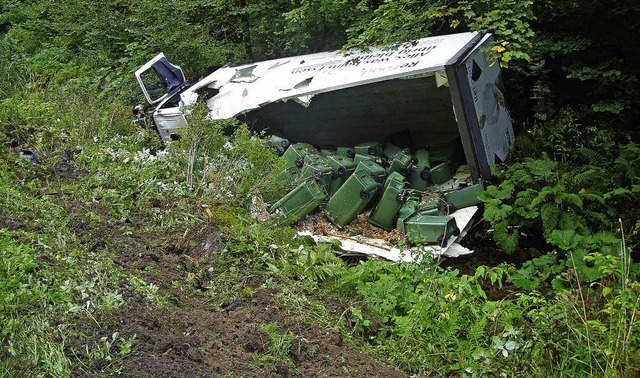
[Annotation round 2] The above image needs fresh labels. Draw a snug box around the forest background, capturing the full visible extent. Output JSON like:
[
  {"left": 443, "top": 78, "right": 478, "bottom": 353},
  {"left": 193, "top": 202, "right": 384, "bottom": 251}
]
[{"left": 1, "top": 0, "right": 639, "bottom": 377}]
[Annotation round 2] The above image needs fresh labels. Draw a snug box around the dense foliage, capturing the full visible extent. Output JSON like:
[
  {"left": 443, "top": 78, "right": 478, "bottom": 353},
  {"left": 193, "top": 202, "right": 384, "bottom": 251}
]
[{"left": 1, "top": 0, "right": 639, "bottom": 376}]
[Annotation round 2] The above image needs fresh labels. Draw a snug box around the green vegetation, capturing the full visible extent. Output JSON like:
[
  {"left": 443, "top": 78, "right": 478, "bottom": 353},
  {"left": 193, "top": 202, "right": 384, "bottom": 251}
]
[{"left": 1, "top": 0, "right": 639, "bottom": 377}]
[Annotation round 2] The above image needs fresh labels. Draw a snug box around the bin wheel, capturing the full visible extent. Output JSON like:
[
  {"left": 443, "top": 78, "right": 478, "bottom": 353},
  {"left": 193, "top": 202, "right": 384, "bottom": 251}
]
[
  {"left": 360, "top": 189, "right": 371, "bottom": 199},
  {"left": 437, "top": 236, "right": 448, "bottom": 247},
  {"left": 396, "top": 194, "right": 407, "bottom": 204},
  {"left": 453, "top": 227, "right": 460, "bottom": 236},
  {"left": 400, "top": 167, "right": 409, "bottom": 176},
  {"left": 370, "top": 172, "right": 379, "bottom": 181},
  {"left": 446, "top": 203, "right": 456, "bottom": 214},
  {"left": 330, "top": 168, "right": 339, "bottom": 178},
  {"left": 313, "top": 170, "right": 323, "bottom": 180},
  {"left": 380, "top": 157, "right": 389, "bottom": 167},
  {"left": 295, "top": 157, "right": 304, "bottom": 167},
  {"left": 346, "top": 149, "right": 355, "bottom": 158},
  {"left": 277, "top": 146, "right": 285, "bottom": 156},
  {"left": 266, "top": 140, "right": 275, "bottom": 148},
  {"left": 281, "top": 139, "right": 290, "bottom": 148},
  {"left": 338, "top": 165, "right": 346, "bottom": 175},
  {"left": 420, "top": 167, "right": 431, "bottom": 180},
  {"left": 411, "top": 155, "right": 419, "bottom": 165},
  {"left": 368, "top": 146, "right": 378, "bottom": 155}
]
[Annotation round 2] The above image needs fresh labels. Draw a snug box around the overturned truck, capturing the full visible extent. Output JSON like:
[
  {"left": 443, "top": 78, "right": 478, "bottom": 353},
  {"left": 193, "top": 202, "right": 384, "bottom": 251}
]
[{"left": 135, "top": 31, "right": 514, "bottom": 261}]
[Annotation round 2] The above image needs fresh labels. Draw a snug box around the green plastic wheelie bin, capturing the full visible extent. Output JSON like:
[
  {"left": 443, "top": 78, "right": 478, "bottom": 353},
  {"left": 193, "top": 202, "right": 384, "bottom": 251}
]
[
  {"left": 325, "top": 155, "right": 356, "bottom": 195},
  {"left": 354, "top": 159, "right": 388, "bottom": 183},
  {"left": 402, "top": 211, "right": 460, "bottom": 247},
  {"left": 323, "top": 169, "right": 379, "bottom": 228},
  {"left": 443, "top": 180, "right": 485, "bottom": 210},
  {"left": 429, "top": 162, "right": 452, "bottom": 185},
  {"left": 298, "top": 154, "right": 338, "bottom": 191},
  {"left": 354, "top": 141, "right": 382, "bottom": 157},
  {"left": 409, "top": 166, "right": 432, "bottom": 191},
  {"left": 281, "top": 143, "right": 318, "bottom": 169},
  {"left": 269, "top": 180, "right": 327, "bottom": 224},
  {"left": 388, "top": 150, "right": 414, "bottom": 177},
  {"left": 414, "top": 148, "right": 431, "bottom": 167},
  {"left": 382, "top": 143, "right": 403, "bottom": 159},
  {"left": 402, "top": 213, "right": 460, "bottom": 247},
  {"left": 266, "top": 135, "right": 289, "bottom": 156},
  {"left": 336, "top": 146, "right": 355, "bottom": 159},
  {"left": 368, "top": 172, "right": 407, "bottom": 230}
]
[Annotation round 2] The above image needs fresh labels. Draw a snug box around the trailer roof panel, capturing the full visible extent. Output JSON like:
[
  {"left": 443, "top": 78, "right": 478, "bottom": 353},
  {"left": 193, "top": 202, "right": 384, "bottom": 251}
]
[{"left": 183, "top": 32, "right": 482, "bottom": 119}]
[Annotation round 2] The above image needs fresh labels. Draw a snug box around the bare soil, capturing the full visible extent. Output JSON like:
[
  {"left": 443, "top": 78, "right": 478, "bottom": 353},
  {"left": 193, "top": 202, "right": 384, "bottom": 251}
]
[{"left": 63, "top": 198, "right": 406, "bottom": 377}]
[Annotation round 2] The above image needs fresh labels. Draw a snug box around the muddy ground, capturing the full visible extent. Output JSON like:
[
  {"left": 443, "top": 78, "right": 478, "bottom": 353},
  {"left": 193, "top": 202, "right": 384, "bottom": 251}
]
[{"left": 61, "top": 197, "right": 407, "bottom": 378}]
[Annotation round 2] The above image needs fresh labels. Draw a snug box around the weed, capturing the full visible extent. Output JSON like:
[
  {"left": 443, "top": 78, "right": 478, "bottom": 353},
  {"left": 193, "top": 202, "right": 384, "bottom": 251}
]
[
  {"left": 255, "top": 323, "right": 296, "bottom": 370},
  {"left": 127, "top": 275, "right": 165, "bottom": 307}
]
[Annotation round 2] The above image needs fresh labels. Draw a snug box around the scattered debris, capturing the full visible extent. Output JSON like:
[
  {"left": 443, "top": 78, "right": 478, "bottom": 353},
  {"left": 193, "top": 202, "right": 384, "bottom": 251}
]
[
  {"left": 223, "top": 301, "right": 244, "bottom": 313},
  {"left": 200, "top": 203, "right": 213, "bottom": 219},
  {"left": 248, "top": 196, "right": 270, "bottom": 222},
  {"left": 18, "top": 149, "right": 39, "bottom": 165}
]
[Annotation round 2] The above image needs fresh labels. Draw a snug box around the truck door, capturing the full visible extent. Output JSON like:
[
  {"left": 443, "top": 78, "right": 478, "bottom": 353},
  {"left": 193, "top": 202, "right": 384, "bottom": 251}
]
[
  {"left": 446, "top": 34, "right": 514, "bottom": 181},
  {"left": 134, "top": 53, "right": 189, "bottom": 142}
]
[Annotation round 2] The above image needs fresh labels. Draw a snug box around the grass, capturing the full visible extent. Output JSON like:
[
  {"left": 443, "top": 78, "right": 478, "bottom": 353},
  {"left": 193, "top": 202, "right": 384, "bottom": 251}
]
[
  {"left": 0, "top": 84, "right": 638, "bottom": 377},
  {"left": 255, "top": 323, "right": 295, "bottom": 369}
]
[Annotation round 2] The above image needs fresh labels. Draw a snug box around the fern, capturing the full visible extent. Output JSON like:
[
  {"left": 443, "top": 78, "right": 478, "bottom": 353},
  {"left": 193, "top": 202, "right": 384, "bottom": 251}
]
[
  {"left": 514, "top": 188, "right": 537, "bottom": 206},
  {"left": 574, "top": 148, "right": 605, "bottom": 166},
  {"left": 558, "top": 211, "right": 587, "bottom": 234},
  {"left": 562, "top": 167, "right": 602, "bottom": 191},
  {"left": 603, "top": 187, "right": 633, "bottom": 200},
  {"left": 527, "top": 159, "right": 559, "bottom": 183},
  {"left": 558, "top": 192, "right": 583, "bottom": 209},
  {"left": 540, "top": 203, "right": 561, "bottom": 236},
  {"left": 509, "top": 167, "right": 536, "bottom": 185},
  {"left": 480, "top": 150, "right": 638, "bottom": 253},
  {"left": 582, "top": 209, "right": 611, "bottom": 226},
  {"left": 531, "top": 186, "right": 555, "bottom": 207},
  {"left": 613, "top": 143, "right": 640, "bottom": 184},
  {"left": 579, "top": 192, "right": 605, "bottom": 204}
]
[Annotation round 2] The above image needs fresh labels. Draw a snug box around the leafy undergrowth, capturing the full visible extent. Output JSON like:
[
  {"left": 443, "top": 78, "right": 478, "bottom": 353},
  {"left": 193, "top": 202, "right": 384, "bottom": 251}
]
[{"left": 1, "top": 89, "right": 639, "bottom": 377}]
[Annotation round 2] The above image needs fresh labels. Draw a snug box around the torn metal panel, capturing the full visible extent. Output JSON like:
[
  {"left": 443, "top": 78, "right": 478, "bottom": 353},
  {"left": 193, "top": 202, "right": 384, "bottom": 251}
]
[{"left": 180, "top": 32, "right": 485, "bottom": 120}]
